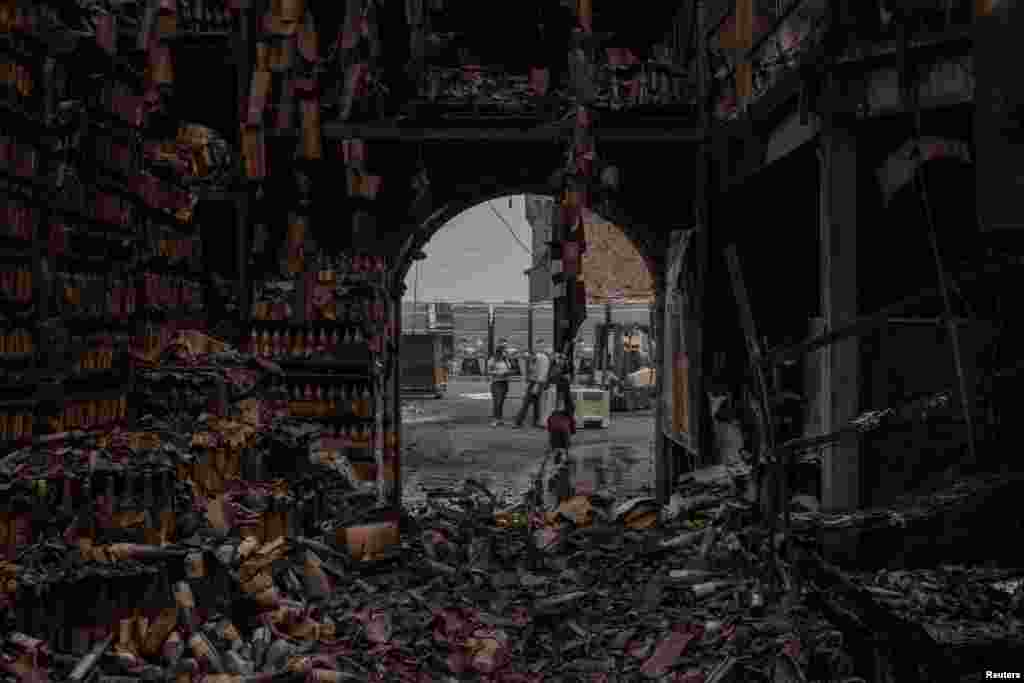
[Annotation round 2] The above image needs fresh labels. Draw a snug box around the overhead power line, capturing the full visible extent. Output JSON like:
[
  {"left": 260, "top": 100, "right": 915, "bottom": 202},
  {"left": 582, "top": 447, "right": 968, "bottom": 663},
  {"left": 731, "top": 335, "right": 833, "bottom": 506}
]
[{"left": 488, "top": 202, "right": 533, "bottom": 257}]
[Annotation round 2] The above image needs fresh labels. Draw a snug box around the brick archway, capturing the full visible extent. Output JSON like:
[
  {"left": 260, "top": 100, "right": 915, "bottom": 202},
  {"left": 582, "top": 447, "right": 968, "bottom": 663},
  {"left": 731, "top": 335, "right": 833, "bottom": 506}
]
[{"left": 392, "top": 186, "right": 664, "bottom": 297}]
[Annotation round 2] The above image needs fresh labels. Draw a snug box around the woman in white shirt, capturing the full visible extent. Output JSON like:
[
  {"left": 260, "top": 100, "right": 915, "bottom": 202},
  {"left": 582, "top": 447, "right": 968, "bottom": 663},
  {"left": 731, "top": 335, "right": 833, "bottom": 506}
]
[{"left": 487, "top": 343, "right": 512, "bottom": 426}]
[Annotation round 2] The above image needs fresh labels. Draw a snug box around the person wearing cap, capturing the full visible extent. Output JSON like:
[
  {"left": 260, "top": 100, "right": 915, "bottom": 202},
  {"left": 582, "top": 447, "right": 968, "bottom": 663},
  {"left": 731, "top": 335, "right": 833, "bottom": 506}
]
[
  {"left": 488, "top": 341, "right": 513, "bottom": 426},
  {"left": 515, "top": 339, "right": 550, "bottom": 428}
]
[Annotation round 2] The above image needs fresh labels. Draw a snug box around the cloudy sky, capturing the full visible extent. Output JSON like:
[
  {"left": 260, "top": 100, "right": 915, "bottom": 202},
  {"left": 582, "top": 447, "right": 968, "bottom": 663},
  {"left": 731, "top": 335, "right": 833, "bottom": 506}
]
[{"left": 403, "top": 195, "right": 533, "bottom": 304}]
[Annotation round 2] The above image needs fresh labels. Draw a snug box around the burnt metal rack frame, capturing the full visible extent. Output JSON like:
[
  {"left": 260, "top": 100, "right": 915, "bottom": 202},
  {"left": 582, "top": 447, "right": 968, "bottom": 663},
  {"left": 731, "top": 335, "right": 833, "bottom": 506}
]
[
  {"left": 711, "top": 0, "right": 988, "bottom": 601},
  {"left": 725, "top": 241, "right": 997, "bottom": 598}
]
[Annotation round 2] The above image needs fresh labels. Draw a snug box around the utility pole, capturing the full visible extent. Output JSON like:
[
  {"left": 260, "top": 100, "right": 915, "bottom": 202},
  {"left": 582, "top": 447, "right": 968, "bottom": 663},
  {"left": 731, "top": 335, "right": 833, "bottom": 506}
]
[
  {"left": 487, "top": 304, "right": 495, "bottom": 358},
  {"left": 599, "top": 298, "right": 612, "bottom": 380},
  {"left": 412, "top": 261, "right": 420, "bottom": 333},
  {"left": 550, "top": 0, "right": 596, "bottom": 407},
  {"left": 528, "top": 301, "right": 534, "bottom": 355}
]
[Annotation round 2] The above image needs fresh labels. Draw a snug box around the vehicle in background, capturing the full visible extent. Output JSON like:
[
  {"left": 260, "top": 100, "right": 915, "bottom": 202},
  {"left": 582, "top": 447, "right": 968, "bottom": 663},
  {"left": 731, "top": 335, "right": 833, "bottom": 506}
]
[
  {"left": 401, "top": 332, "right": 448, "bottom": 398},
  {"left": 461, "top": 356, "right": 485, "bottom": 376},
  {"left": 584, "top": 323, "right": 657, "bottom": 411},
  {"left": 538, "top": 383, "right": 611, "bottom": 430}
]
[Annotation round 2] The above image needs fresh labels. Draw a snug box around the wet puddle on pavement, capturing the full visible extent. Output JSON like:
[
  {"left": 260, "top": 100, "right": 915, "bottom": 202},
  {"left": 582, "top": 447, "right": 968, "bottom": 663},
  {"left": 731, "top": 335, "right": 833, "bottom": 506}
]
[
  {"left": 562, "top": 443, "right": 654, "bottom": 497},
  {"left": 402, "top": 441, "right": 654, "bottom": 508}
]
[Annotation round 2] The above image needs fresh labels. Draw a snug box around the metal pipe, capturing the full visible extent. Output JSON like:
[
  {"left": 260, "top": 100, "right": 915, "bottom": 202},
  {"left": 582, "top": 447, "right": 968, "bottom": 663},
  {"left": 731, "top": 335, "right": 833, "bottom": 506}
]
[
  {"left": 914, "top": 143, "right": 979, "bottom": 468},
  {"left": 488, "top": 305, "right": 495, "bottom": 359},
  {"left": 527, "top": 301, "right": 534, "bottom": 356}
]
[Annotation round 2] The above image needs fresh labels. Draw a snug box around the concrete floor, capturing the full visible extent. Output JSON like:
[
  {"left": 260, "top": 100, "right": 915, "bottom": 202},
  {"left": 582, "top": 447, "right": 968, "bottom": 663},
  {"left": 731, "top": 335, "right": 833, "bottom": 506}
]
[{"left": 400, "top": 377, "right": 657, "bottom": 507}]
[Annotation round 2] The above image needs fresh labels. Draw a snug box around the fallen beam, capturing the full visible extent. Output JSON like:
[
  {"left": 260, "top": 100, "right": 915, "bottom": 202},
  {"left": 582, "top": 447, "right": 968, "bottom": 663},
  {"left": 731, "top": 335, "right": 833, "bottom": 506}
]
[
  {"left": 794, "top": 544, "right": 954, "bottom": 682},
  {"left": 833, "top": 25, "right": 974, "bottom": 71},
  {"left": 320, "top": 121, "right": 707, "bottom": 143},
  {"left": 765, "top": 286, "right": 942, "bottom": 366}
]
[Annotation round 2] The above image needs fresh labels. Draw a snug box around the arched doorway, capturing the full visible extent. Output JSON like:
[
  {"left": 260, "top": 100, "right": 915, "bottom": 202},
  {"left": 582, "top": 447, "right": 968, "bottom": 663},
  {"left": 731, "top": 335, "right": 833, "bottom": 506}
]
[
  {"left": 392, "top": 188, "right": 662, "bottom": 294},
  {"left": 394, "top": 191, "right": 663, "bottom": 504},
  {"left": 395, "top": 189, "right": 659, "bottom": 505},
  {"left": 395, "top": 190, "right": 659, "bottom": 385}
]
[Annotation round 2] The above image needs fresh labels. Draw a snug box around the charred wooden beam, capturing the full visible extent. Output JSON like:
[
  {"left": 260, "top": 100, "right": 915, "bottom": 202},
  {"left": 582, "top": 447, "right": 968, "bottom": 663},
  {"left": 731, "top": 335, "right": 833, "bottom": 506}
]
[
  {"left": 320, "top": 121, "right": 706, "bottom": 143},
  {"left": 832, "top": 24, "right": 973, "bottom": 71},
  {"left": 765, "top": 266, "right": 992, "bottom": 367},
  {"left": 794, "top": 544, "right": 956, "bottom": 682}
]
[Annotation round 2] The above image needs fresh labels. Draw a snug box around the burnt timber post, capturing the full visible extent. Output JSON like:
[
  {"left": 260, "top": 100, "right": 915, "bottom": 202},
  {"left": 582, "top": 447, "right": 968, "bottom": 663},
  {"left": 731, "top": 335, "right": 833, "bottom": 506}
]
[
  {"left": 818, "top": 120, "right": 860, "bottom": 512},
  {"left": 692, "top": 0, "right": 711, "bottom": 469},
  {"left": 392, "top": 284, "right": 405, "bottom": 509},
  {"left": 652, "top": 287, "right": 670, "bottom": 502}
]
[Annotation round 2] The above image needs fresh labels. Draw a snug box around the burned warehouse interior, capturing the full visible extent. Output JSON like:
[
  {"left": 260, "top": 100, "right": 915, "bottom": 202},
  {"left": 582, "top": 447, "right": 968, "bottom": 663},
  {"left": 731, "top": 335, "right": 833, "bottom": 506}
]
[{"left": 0, "top": 0, "right": 1021, "bottom": 681}]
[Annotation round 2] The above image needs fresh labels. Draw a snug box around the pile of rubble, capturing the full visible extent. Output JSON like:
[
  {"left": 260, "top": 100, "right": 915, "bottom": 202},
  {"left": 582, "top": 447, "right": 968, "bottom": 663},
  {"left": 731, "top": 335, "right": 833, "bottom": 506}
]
[
  {"left": 2, "top": 452, "right": 1018, "bottom": 681},
  {"left": 0, "top": 471, "right": 817, "bottom": 682},
  {"left": 0, "top": 331, "right": 1022, "bottom": 681}
]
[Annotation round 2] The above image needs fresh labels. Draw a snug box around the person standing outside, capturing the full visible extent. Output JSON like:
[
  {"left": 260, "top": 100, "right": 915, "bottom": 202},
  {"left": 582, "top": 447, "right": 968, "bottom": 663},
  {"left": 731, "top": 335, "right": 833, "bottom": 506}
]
[
  {"left": 516, "top": 339, "right": 551, "bottom": 428},
  {"left": 488, "top": 341, "right": 513, "bottom": 426}
]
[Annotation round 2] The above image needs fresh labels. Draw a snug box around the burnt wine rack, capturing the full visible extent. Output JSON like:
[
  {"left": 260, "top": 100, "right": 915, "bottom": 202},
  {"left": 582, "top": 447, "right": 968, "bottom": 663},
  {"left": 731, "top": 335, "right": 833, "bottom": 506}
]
[
  {"left": 0, "top": 2, "right": 213, "bottom": 452},
  {"left": 247, "top": 259, "right": 398, "bottom": 510},
  {"left": 0, "top": 2, "right": 407, "bottom": 663}
]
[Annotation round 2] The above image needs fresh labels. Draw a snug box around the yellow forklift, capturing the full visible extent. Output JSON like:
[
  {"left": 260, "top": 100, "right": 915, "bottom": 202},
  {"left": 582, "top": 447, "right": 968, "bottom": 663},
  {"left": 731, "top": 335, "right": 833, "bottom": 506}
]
[{"left": 591, "top": 323, "right": 656, "bottom": 411}]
